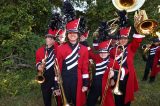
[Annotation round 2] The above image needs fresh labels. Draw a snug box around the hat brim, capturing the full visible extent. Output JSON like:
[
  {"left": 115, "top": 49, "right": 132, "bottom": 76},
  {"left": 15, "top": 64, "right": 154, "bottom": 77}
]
[
  {"left": 120, "top": 35, "right": 128, "bottom": 39},
  {"left": 45, "top": 34, "right": 56, "bottom": 39},
  {"left": 99, "top": 49, "right": 109, "bottom": 53},
  {"left": 45, "top": 34, "right": 54, "bottom": 37},
  {"left": 67, "top": 29, "right": 79, "bottom": 33}
]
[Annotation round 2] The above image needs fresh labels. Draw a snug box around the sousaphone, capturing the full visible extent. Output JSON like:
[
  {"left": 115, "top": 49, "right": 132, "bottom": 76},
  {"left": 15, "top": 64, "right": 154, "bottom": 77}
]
[{"left": 112, "top": 0, "right": 145, "bottom": 12}]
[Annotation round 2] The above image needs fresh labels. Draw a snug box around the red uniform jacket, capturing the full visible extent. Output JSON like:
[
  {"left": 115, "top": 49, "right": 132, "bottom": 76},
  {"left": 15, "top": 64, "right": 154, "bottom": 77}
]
[
  {"left": 57, "top": 43, "right": 89, "bottom": 106},
  {"left": 89, "top": 49, "right": 120, "bottom": 106},
  {"left": 36, "top": 43, "right": 61, "bottom": 106},
  {"left": 110, "top": 34, "right": 145, "bottom": 104},
  {"left": 150, "top": 47, "right": 160, "bottom": 77},
  {"left": 102, "top": 58, "right": 120, "bottom": 106},
  {"left": 36, "top": 43, "right": 58, "bottom": 68}
]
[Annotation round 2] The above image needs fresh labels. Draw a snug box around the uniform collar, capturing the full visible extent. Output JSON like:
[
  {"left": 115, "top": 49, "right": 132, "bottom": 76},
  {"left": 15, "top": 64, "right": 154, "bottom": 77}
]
[{"left": 68, "top": 42, "right": 78, "bottom": 50}]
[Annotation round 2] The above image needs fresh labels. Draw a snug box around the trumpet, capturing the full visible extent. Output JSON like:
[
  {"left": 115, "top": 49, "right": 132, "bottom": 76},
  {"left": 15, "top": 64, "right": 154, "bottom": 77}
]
[
  {"left": 113, "top": 45, "right": 125, "bottom": 95},
  {"left": 54, "top": 58, "right": 70, "bottom": 106},
  {"left": 35, "top": 46, "right": 48, "bottom": 84}
]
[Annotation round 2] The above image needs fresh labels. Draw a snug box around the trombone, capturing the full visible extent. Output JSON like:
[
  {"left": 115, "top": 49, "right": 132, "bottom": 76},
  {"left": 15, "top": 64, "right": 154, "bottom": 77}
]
[
  {"left": 100, "top": 44, "right": 124, "bottom": 106},
  {"left": 54, "top": 58, "right": 70, "bottom": 106},
  {"left": 113, "top": 45, "right": 125, "bottom": 95}
]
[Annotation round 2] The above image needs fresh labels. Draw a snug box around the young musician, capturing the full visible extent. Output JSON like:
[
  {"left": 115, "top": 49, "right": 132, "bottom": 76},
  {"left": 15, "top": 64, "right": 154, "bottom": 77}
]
[
  {"left": 56, "top": 18, "right": 89, "bottom": 106},
  {"left": 35, "top": 33, "right": 60, "bottom": 106},
  {"left": 110, "top": 27, "right": 145, "bottom": 106},
  {"left": 87, "top": 40, "right": 122, "bottom": 106},
  {"left": 149, "top": 38, "right": 160, "bottom": 82},
  {"left": 142, "top": 38, "right": 160, "bottom": 81}
]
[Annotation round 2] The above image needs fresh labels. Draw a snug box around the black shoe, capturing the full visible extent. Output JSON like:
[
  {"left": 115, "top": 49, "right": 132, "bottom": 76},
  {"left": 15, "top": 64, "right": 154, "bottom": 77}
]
[{"left": 149, "top": 76, "right": 155, "bottom": 83}]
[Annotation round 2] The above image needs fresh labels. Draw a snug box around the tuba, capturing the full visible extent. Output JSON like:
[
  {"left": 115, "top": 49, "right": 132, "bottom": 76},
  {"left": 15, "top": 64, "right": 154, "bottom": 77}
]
[
  {"left": 112, "top": 0, "right": 145, "bottom": 12},
  {"left": 134, "top": 10, "right": 158, "bottom": 35}
]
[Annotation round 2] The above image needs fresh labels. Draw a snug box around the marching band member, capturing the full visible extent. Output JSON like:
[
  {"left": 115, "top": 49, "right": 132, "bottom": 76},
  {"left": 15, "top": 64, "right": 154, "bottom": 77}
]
[
  {"left": 87, "top": 40, "right": 121, "bottom": 106},
  {"left": 56, "top": 18, "right": 89, "bottom": 106},
  {"left": 35, "top": 32, "right": 60, "bottom": 106},
  {"left": 149, "top": 38, "right": 160, "bottom": 82},
  {"left": 110, "top": 27, "right": 145, "bottom": 106},
  {"left": 142, "top": 38, "right": 160, "bottom": 81}
]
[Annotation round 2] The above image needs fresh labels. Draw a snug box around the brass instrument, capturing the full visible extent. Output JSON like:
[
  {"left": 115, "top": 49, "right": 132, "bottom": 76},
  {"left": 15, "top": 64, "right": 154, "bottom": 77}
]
[
  {"left": 141, "top": 44, "right": 151, "bottom": 61},
  {"left": 113, "top": 45, "right": 125, "bottom": 95},
  {"left": 112, "top": 0, "right": 159, "bottom": 35},
  {"left": 152, "top": 29, "right": 160, "bottom": 37},
  {"left": 89, "top": 59, "right": 95, "bottom": 82},
  {"left": 35, "top": 46, "right": 48, "bottom": 84},
  {"left": 134, "top": 10, "right": 158, "bottom": 35},
  {"left": 93, "top": 17, "right": 119, "bottom": 38},
  {"left": 142, "top": 44, "right": 151, "bottom": 54},
  {"left": 107, "top": 17, "right": 120, "bottom": 36},
  {"left": 112, "top": 0, "right": 145, "bottom": 12},
  {"left": 54, "top": 58, "right": 70, "bottom": 106}
]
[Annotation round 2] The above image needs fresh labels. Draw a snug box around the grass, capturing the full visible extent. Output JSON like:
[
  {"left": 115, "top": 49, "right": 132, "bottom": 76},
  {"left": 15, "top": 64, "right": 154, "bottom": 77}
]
[
  {"left": 132, "top": 51, "right": 160, "bottom": 106},
  {"left": 0, "top": 52, "right": 160, "bottom": 106}
]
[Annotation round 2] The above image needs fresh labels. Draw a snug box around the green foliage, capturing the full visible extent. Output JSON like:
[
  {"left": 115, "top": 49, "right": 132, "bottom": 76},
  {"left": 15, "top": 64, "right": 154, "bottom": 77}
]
[
  {"left": 0, "top": 69, "right": 39, "bottom": 97},
  {"left": 0, "top": 0, "right": 51, "bottom": 71}
]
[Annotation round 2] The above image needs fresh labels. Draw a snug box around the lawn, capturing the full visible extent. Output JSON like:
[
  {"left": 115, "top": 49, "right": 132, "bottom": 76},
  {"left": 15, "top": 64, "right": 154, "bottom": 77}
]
[{"left": 0, "top": 52, "right": 160, "bottom": 106}]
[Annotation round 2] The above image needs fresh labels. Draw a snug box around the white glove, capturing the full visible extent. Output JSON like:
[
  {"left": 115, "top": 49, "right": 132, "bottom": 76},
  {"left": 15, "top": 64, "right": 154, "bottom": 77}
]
[{"left": 82, "top": 86, "right": 88, "bottom": 92}]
